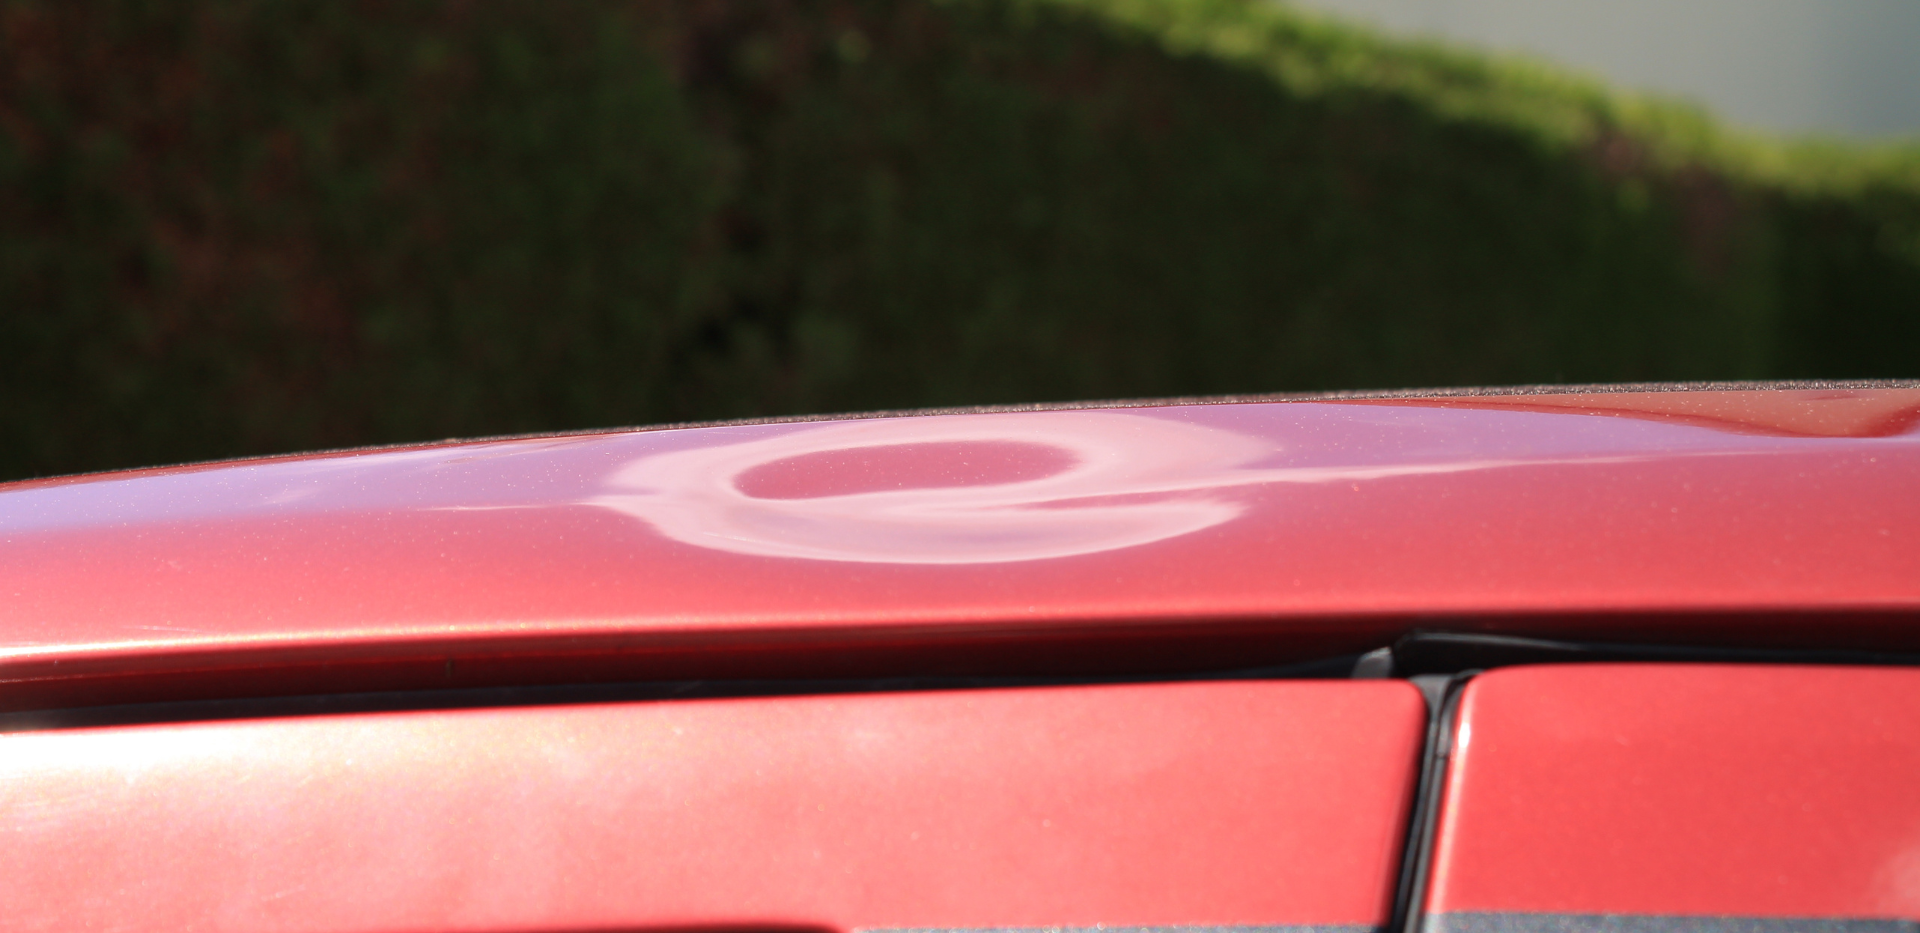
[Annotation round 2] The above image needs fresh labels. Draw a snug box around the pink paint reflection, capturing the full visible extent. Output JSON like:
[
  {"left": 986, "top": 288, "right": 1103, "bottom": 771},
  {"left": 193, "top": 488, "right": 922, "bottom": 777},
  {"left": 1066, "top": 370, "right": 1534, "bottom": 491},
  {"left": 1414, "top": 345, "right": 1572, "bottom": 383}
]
[{"left": 589, "top": 410, "right": 1625, "bottom": 565}]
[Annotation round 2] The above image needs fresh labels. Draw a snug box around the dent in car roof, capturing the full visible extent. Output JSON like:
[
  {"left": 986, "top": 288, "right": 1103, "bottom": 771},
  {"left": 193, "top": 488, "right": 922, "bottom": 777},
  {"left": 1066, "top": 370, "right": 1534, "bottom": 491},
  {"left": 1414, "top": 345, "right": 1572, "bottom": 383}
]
[{"left": 1, "top": 388, "right": 1917, "bottom": 707}]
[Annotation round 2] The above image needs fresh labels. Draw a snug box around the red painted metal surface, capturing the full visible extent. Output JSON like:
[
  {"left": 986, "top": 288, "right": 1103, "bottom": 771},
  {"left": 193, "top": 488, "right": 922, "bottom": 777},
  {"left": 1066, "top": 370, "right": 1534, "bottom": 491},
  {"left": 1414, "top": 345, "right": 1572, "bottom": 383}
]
[
  {"left": 2, "top": 388, "right": 1918, "bottom": 707},
  {"left": 1424, "top": 664, "right": 1920, "bottom": 920},
  {"left": 0, "top": 680, "right": 1424, "bottom": 932}
]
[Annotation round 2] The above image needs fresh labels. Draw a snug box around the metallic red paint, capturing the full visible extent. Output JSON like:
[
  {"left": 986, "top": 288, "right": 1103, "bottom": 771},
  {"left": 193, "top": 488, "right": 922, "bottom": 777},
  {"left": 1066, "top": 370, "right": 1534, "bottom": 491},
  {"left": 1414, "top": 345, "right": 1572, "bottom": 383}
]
[
  {"left": 2, "top": 388, "right": 1918, "bottom": 707},
  {"left": 1424, "top": 664, "right": 1920, "bottom": 920},
  {"left": 1, "top": 680, "right": 1425, "bottom": 932}
]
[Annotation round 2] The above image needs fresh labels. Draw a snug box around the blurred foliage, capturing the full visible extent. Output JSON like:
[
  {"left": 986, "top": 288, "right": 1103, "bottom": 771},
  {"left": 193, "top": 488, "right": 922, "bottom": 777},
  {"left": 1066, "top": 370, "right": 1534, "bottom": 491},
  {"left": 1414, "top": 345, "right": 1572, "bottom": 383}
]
[{"left": 1, "top": 0, "right": 1917, "bottom": 479}]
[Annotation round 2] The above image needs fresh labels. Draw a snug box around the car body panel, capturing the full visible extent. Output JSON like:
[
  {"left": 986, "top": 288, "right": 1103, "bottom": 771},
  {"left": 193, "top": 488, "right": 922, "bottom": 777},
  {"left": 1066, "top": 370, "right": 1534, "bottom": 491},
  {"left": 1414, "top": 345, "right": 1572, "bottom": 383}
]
[
  {"left": 1423, "top": 664, "right": 1920, "bottom": 925},
  {"left": 2, "top": 389, "right": 1918, "bottom": 708},
  {"left": 0, "top": 680, "right": 1423, "bottom": 933}
]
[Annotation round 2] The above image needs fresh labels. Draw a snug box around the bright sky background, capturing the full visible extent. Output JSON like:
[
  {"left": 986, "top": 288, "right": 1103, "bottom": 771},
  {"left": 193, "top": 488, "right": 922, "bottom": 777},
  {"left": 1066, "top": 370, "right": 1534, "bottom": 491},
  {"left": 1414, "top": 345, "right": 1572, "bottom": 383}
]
[{"left": 1283, "top": 0, "right": 1920, "bottom": 140}]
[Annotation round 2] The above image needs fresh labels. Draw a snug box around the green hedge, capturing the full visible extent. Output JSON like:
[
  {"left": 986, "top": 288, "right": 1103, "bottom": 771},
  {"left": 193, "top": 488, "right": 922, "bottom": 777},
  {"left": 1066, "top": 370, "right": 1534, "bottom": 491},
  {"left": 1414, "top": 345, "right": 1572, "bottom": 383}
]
[{"left": 3, "top": 0, "right": 1917, "bottom": 480}]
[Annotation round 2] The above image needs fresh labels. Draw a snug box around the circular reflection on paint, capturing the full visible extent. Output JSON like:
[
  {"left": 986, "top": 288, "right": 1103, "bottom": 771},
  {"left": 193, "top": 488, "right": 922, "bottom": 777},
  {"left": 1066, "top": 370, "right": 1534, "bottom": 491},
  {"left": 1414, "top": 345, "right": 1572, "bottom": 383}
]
[{"left": 586, "top": 412, "right": 1275, "bottom": 564}]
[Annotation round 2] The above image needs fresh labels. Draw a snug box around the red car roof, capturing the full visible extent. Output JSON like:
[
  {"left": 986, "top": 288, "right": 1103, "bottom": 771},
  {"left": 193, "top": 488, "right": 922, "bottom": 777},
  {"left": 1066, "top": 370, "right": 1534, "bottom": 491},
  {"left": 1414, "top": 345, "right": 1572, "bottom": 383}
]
[{"left": 3, "top": 387, "right": 1917, "bottom": 709}]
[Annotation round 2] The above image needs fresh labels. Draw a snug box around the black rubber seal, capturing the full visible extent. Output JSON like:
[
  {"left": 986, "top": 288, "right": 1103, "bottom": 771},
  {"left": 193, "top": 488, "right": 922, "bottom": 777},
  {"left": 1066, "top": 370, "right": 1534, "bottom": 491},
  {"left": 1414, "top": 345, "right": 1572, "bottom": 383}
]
[
  {"left": 1387, "top": 672, "right": 1476, "bottom": 933},
  {"left": 1391, "top": 632, "right": 1920, "bottom": 677}
]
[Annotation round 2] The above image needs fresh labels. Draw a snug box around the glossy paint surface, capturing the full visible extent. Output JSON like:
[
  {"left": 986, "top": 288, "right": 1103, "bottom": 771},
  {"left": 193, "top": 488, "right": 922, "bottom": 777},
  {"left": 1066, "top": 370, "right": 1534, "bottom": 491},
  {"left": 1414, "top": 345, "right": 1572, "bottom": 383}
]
[
  {"left": 0, "top": 680, "right": 1425, "bottom": 932},
  {"left": 2, "top": 388, "right": 1918, "bottom": 705},
  {"left": 1424, "top": 664, "right": 1920, "bottom": 919}
]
